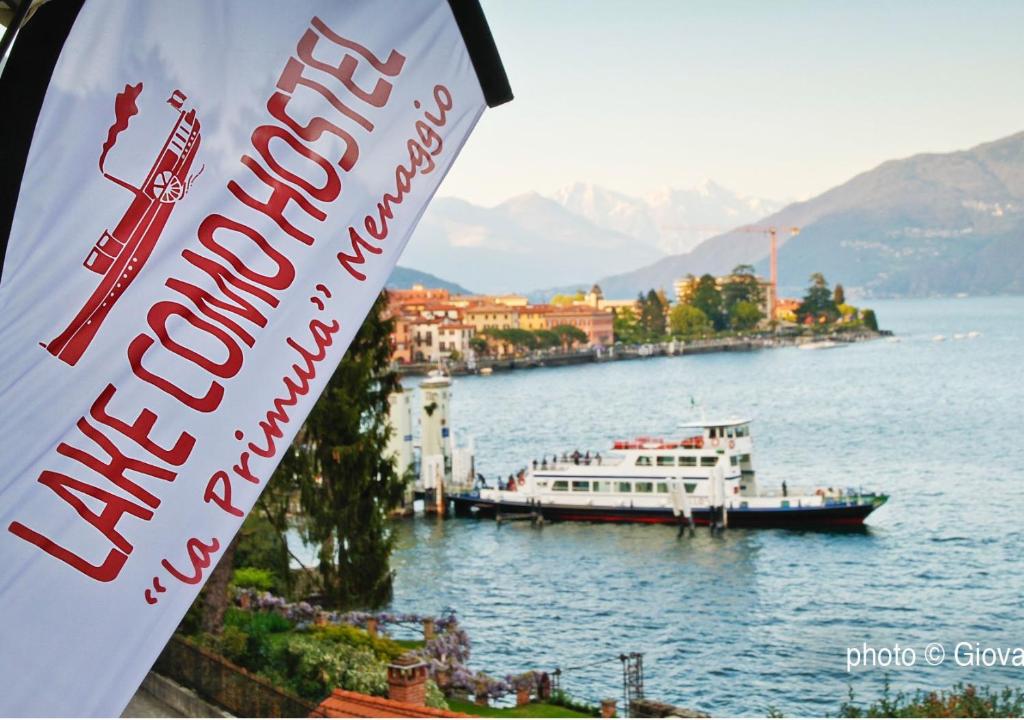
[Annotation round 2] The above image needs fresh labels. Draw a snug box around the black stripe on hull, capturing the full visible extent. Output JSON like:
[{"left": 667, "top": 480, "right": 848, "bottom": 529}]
[{"left": 450, "top": 495, "right": 880, "bottom": 529}]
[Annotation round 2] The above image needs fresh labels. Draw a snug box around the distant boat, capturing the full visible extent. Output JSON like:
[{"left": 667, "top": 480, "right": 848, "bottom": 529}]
[
  {"left": 967, "top": 331, "right": 982, "bottom": 339},
  {"left": 479, "top": 367, "right": 493, "bottom": 376},
  {"left": 953, "top": 333, "right": 966, "bottom": 340},
  {"left": 933, "top": 335, "right": 946, "bottom": 342},
  {"left": 799, "top": 340, "right": 840, "bottom": 350}
]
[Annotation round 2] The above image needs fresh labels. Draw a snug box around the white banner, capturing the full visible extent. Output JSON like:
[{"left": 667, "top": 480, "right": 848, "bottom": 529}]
[{"left": 0, "top": 1, "right": 497, "bottom": 715}]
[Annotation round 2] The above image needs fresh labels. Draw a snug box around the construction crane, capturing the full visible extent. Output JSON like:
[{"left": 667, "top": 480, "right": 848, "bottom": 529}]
[
  {"left": 658, "top": 224, "right": 801, "bottom": 320},
  {"left": 736, "top": 226, "right": 800, "bottom": 320}
]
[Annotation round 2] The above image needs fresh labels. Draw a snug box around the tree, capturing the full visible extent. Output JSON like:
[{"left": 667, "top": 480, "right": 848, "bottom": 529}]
[
  {"left": 861, "top": 308, "right": 879, "bottom": 332},
  {"left": 469, "top": 336, "right": 488, "bottom": 357},
  {"left": 550, "top": 291, "right": 584, "bottom": 307},
  {"left": 532, "top": 328, "right": 561, "bottom": 349},
  {"left": 612, "top": 307, "right": 643, "bottom": 344},
  {"left": 833, "top": 283, "right": 846, "bottom": 306},
  {"left": 669, "top": 304, "right": 711, "bottom": 337},
  {"left": 722, "top": 264, "right": 764, "bottom": 311},
  {"left": 502, "top": 327, "right": 537, "bottom": 354},
  {"left": 729, "top": 300, "right": 764, "bottom": 331},
  {"left": 797, "top": 272, "right": 839, "bottom": 323},
  {"left": 551, "top": 323, "right": 588, "bottom": 350},
  {"left": 639, "top": 289, "right": 667, "bottom": 338},
  {"left": 691, "top": 274, "right": 726, "bottom": 330},
  {"left": 290, "top": 291, "right": 406, "bottom": 609}
]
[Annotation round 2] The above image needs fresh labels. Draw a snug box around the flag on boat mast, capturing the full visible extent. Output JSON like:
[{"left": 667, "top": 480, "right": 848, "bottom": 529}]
[{"left": 0, "top": 1, "right": 510, "bottom": 715}]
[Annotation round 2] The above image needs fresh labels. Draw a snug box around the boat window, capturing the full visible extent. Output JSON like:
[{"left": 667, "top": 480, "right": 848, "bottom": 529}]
[
  {"left": 709, "top": 427, "right": 718, "bottom": 439},
  {"left": 700, "top": 457, "right": 718, "bottom": 467},
  {"left": 740, "top": 501, "right": 749, "bottom": 509},
  {"left": 781, "top": 500, "right": 790, "bottom": 509},
  {"left": 635, "top": 482, "right": 653, "bottom": 493},
  {"left": 635, "top": 456, "right": 652, "bottom": 466},
  {"left": 726, "top": 427, "right": 735, "bottom": 438},
  {"left": 571, "top": 480, "right": 590, "bottom": 492},
  {"left": 737, "top": 425, "right": 749, "bottom": 437},
  {"left": 656, "top": 482, "right": 669, "bottom": 493},
  {"left": 679, "top": 456, "right": 697, "bottom": 467},
  {"left": 593, "top": 480, "right": 613, "bottom": 493},
  {"left": 656, "top": 456, "right": 675, "bottom": 467},
  {"left": 730, "top": 456, "right": 738, "bottom": 466},
  {"left": 552, "top": 480, "right": 568, "bottom": 491},
  {"left": 684, "top": 482, "right": 697, "bottom": 493},
  {"left": 739, "top": 453, "right": 751, "bottom": 463},
  {"left": 617, "top": 481, "right": 632, "bottom": 493}
]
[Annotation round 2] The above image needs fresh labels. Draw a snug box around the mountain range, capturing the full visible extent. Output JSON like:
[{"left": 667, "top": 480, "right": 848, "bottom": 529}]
[
  {"left": 401, "top": 130, "right": 1024, "bottom": 300},
  {"left": 400, "top": 182, "right": 781, "bottom": 295},
  {"left": 582, "top": 131, "right": 1024, "bottom": 299},
  {"left": 554, "top": 180, "right": 784, "bottom": 256},
  {"left": 386, "top": 266, "right": 472, "bottom": 295}
]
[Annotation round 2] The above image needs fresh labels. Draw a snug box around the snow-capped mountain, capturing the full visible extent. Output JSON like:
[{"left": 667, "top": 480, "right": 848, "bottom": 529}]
[{"left": 553, "top": 180, "right": 785, "bottom": 255}]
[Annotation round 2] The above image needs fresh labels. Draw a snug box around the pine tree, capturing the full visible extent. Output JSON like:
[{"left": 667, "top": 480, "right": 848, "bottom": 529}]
[
  {"left": 291, "top": 291, "right": 406, "bottom": 609},
  {"left": 691, "top": 274, "right": 726, "bottom": 330},
  {"left": 797, "top": 272, "right": 839, "bottom": 322},
  {"left": 833, "top": 283, "right": 846, "bottom": 306}
]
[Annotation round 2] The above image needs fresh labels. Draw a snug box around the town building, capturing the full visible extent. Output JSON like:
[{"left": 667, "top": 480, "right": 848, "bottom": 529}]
[
  {"left": 517, "top": 304, "right": 553, "bottom": 331},
  {"left": 388, "top": 284, "right": 451, "bottom": 306},
  {"left": 546, "top": 305, "right": 614, "bottom": 347}
]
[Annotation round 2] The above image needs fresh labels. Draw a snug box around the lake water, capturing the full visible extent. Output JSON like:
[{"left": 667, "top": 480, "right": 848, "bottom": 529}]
[{"left": 385, "top": 296, "right": 1024, "bottom": 716}]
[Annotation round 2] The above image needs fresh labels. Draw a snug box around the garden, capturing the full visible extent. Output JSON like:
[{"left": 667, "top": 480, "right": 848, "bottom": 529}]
[{"left": 174, "top": 567, "right": 598, "bottom": 717}]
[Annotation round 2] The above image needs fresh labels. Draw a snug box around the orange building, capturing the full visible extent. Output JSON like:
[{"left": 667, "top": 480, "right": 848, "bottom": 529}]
[
  {"left": 546, "top": 306, "right": 614, "bottom": 347},
  {"left": 388, "top": 284, "right": 451, "bottom": 306}
]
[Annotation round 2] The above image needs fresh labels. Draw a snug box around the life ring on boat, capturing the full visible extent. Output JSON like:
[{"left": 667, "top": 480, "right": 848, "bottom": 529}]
[
  {"left": 711, "top": 438, "right": 719, "bottom": 447},
  {"left": 695, "top": 437, "right": 704, "bottom": 449},
  {"left": 728, "top": 439, "right": 735, "bottom": 449},
  {"left": 517, "top": 476, "right": 525, "bottom": 487}
]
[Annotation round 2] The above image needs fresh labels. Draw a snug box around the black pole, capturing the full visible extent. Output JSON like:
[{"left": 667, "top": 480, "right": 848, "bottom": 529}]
[{"left": 0, "top": 0, "right": 31, "bottom": 67}]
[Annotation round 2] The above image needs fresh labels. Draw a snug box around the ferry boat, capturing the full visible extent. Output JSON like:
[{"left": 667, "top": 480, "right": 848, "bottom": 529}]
[{"left": 450, "top": 419, "right": 887, "bottom": 529}]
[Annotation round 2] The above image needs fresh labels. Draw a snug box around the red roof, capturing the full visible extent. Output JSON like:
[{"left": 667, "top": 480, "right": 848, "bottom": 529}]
[{"left": 314, "top": 689, "right": 475, "bottom": 718}]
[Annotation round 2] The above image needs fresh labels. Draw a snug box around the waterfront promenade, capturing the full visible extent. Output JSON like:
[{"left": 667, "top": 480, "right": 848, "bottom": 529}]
[{"left": 396, "top": 330, "right": 886, "bottom": 377}]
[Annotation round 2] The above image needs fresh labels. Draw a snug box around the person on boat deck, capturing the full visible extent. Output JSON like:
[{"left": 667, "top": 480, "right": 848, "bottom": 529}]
[
  {"left": 782, "top": 480, "right": 788, "bottom": 497},
  {"left": 572, "top": 449, "right": 581, "bottom": 464},
  {"left": 532, "top": 459, "right": 538, "bottom": 469},
  {"left": 541, "top": 458, "right": 547, "bottom": 469},
  {"left": 595, "top": 452, "right": 602, "bottom": 465},
  {"left": 507, "top": 474, "right": 516, "bottom": 491}
]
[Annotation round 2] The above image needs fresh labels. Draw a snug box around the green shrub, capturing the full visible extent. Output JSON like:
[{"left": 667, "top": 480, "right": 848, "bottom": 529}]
[
  {"left": 277, "top": 635, "right": 388, "bottom": 701},
  {"left": 424, "top": 678, "right": 448, "bottom": 710},
  {"left": 840, "top": 683, "right": 1024, "bottom": 717},
  {"left": 219, "top": 609, "right": 290, "bottom": 671},
  {"left": 224, "top": 607, "right": 292, "bottom": 634},
  {"left": 232, "top": 567, "right": 278, "bottom": 592},
  {"left": 551, "top": 690, "right": 599, "bottom": 716},
  {"left": 218, "top": 626, "right": 250, "bottom": 665},
  {"left": 311, "top": 624, "right": 406, "bottom": 661}
]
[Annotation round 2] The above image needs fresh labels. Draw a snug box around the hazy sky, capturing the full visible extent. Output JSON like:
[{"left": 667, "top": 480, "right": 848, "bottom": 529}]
[{"left": 438, "top": 0, "right": 1024, "bottom": 206}]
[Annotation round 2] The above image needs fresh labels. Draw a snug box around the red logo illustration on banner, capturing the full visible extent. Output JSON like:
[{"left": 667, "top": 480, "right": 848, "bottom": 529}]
[{"left": 42, "top": 83, "right": 203, "bottom": 366}]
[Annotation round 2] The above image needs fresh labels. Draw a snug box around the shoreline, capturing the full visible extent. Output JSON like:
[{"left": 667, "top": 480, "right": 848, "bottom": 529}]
[{"left": 396, "top": 329, "right": 889, "bottom": 378}]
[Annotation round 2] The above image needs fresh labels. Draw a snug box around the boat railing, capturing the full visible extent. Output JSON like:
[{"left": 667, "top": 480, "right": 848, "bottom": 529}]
[
  {"left": 760, "top": 485, "right": 870, "bottom": 502},
  {"left": 537, "top": 455, "right": 624, "bottom": 471}
]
